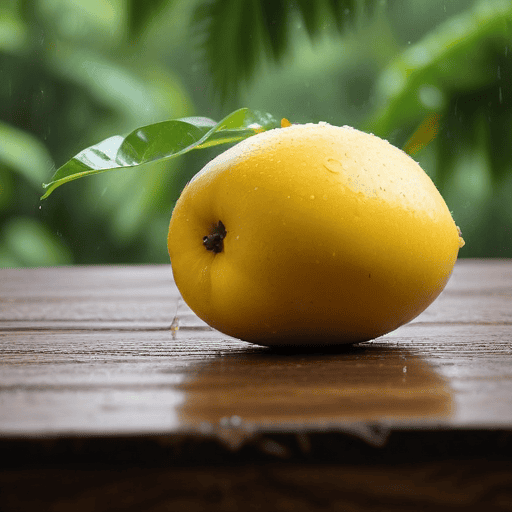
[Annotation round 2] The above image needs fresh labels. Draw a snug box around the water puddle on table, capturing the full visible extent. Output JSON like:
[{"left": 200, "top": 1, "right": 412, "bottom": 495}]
[{"left": 176, "top": 342, "right": 453, "bottom": 436}]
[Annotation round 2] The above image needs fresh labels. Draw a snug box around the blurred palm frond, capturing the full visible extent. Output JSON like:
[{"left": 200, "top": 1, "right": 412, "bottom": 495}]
[{"left": 194, "top": 0, "right": 381, "bottom": 102}]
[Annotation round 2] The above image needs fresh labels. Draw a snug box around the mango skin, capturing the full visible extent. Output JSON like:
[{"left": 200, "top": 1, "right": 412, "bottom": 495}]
[{"left": 168, "top": 123, "right": 463, "bottom": 346}]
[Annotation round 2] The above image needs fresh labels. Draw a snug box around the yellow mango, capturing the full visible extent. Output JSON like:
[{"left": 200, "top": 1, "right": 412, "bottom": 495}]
[{"left": 168, "top": 122, "right": 464, "bottom": 346}]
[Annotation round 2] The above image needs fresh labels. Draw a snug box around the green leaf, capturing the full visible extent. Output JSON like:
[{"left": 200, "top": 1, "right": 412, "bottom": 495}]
[{"left": 41, "top": 108, "right": 278, "bottom": 199}]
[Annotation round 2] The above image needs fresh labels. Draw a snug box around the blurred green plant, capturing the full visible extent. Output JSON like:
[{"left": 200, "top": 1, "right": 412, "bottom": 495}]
[
  {"left": 1, "top": 0, "right": 511, "bottom": 266},
  {"left": 41, "top": 108, "right": 279, "bottom": 198},
  {"left": 194, "top": 0, "right": 390, "bottom": 104},
  {"left": 1, "top": 0, "right": 192, "bottom": 266}
]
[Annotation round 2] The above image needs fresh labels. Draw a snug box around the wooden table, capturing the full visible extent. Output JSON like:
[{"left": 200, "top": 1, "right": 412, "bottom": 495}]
[{"left": 1, "top": 260, "right": 512, "bottom": 511}]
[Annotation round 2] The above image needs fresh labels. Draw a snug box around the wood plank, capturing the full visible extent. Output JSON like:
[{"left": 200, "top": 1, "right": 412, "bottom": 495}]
[
  {"left": 2, "top": 260, "right": 511, "bottom": 328},
  {"left": 2, "top": 261, "right": 512, "bottom": 512},
  {"left": 0, "top": 329, "right": 448, "bottom": 438},
  {"left": 2, "top": 457, "right": 512, "bottom": 512},
  {"left": 1, "top": 259, "right": 512, "bottom": 440}
]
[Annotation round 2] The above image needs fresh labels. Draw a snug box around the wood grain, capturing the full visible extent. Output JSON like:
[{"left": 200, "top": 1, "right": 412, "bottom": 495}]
[
  {"left": 1, "top": 260, "right": 512, "bottom": 511},
  {"left": 1, "top": 260, "right": 512, "bottom": 439}
]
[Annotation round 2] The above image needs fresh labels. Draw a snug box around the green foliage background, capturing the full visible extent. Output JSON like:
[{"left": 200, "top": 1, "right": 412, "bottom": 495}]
[{"left": 1, "top": 0, "right": 511, "bottom": 266}]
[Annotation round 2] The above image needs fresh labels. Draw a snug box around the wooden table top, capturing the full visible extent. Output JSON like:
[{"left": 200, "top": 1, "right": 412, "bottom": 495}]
[
  {"left": 2, "top": 260, "right": 512, "bottom": 511},
  {"left": 1, "top": 259, "right": 511, "bottom": 442}
]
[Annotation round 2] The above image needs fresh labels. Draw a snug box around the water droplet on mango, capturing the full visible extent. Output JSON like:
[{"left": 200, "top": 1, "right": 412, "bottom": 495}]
[{"left": 323, "top": 157, "right": 343, "bottom": 174}]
